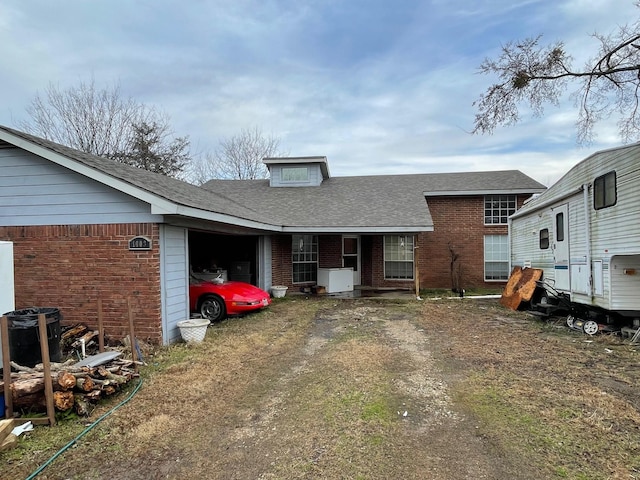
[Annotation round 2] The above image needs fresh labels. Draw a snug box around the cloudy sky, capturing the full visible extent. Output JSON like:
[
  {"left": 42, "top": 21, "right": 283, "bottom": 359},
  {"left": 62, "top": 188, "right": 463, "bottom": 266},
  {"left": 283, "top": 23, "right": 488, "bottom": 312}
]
[{"left": 1, "top": 0, "right": 638, "bottom": 186}]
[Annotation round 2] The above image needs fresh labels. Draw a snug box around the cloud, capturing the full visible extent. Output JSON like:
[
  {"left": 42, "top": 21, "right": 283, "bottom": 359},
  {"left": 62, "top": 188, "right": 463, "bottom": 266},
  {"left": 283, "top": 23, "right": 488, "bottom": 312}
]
[{"left": 0, "top": 0, "right": 637, "bottom": 187}]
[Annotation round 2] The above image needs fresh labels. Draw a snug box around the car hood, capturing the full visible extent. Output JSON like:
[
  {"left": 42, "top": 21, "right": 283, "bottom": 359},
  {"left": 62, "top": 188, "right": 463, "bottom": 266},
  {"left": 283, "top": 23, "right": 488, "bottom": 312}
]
[{"left": 201, "top": 280, "right": 269, "bottom": 297}]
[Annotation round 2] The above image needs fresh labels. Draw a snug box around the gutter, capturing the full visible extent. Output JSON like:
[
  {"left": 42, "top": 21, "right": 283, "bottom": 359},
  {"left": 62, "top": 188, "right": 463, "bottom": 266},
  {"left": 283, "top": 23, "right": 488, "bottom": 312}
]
[{"left": 510, "top": 185, "right": 585, "bottom": 220}]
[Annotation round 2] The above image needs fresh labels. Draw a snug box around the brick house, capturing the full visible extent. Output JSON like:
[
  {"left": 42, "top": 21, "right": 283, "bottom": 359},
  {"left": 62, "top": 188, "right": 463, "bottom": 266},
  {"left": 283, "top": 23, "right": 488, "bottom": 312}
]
[{"left": 0, "top": 126, "right": 545, "bottom": 345}]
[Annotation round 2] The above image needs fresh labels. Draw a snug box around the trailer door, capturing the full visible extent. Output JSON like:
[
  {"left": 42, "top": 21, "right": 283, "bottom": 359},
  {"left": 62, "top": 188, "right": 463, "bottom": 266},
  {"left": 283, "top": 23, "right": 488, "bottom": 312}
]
[{"left": 553, "top": 204, "right": 570, "bottom": 291}]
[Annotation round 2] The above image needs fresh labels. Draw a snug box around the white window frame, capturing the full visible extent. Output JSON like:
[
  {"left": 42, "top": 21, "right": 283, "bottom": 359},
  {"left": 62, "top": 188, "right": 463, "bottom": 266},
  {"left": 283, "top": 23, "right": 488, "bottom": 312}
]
[
  {"left": 282, "top": 166, "right": 309, "bottom": 183},
  {"left": 484, "top": 234, "right": 509, "bottom": 281},
  {"left": 384, "top": 235, "right": 414, "bottom": 280},
  {"left": 292, "top": 234, "right": 317, "bottom": 283},
  {"left": 484, "top": 195, "right": 516, "bottom": 225}
]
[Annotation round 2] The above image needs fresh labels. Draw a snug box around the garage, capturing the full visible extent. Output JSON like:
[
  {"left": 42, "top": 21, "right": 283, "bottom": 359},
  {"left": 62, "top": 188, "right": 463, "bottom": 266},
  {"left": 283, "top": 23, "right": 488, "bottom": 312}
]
[{"left": 188, "top": 231, "right": 260, "bottom": 285}]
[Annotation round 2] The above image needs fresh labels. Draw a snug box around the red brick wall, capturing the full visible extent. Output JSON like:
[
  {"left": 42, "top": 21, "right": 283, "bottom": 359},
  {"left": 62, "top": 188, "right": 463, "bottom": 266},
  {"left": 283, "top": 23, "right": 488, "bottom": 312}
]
[
  {"left": 271, "top": 193, "right": 530, "bottom": 292},
  {"left": 319, "top": 236, "right": 341, "bottom": 268},
  {"left": 271, "top": 235, "right": 291, "bottom": 287},
  {"left": 0, "top": 224, "right": 162, "bottom": 343},
  {"left": 271, "top": 235, "right": 342, "bottom": 289},
  {"left": 419, "top": 195, "right": 529, "bottom": 290}
]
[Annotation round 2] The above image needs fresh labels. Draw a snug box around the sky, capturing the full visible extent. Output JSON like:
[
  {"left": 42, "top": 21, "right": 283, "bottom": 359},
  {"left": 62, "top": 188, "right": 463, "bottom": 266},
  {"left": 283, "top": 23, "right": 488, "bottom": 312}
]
[{"left": 1, "top": 0, "right": 638, "bottom": 186}]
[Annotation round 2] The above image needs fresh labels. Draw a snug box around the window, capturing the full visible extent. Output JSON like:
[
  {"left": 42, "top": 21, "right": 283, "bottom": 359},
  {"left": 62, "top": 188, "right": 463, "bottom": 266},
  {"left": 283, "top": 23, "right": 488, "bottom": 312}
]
[
  {"left": 555, "top": 212, "right": 564, "bottom": 242},
  {"left": 484, "top": 235, "right": 509, "bottom": 280},
  {"left": 484, "top": 195, "right": 516, "bottom": 224},
  {"left": 594, "top": 171, "right": 616, "bottom": 209},
  {"left": 292, "top": 234, "right": 317, "bottom": 283},
  {"left": 539, "top": 229, "right": 549, "bottom": 249},
  {"left": 384, "top": 235, "right": 414, "bottom": 280},
  {"left": 282, "top": 167, "right": 309, "bottom": 182}
]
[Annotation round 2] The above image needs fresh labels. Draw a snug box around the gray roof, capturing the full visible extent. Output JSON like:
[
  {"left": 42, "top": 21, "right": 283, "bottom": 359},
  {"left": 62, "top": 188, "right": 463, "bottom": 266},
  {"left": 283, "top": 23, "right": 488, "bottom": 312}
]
[
  {"left": 203, "top": 171, "right": 546, "bottom": 232},
  {"left": 0, "top": 125, "right": 275, "bottom": 226},
  {"left": 0, "top": 125, "right": 546, "bottom": 233}
]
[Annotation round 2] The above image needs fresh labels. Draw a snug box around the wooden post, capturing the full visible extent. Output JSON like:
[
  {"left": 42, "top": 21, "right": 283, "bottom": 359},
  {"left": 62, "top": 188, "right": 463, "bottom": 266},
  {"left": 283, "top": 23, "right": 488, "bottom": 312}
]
[
  {"left": 97, "top": 298, "right": 104, "bottom": 353},
  {"left": 37, "top": 314, "right": 56, "bottom": 426},
  {"left": 127, "top": 297, "right": 139, "bottom": 373},
  {"left": 1, "top": 316, "right": 12, "bottom": 419}
]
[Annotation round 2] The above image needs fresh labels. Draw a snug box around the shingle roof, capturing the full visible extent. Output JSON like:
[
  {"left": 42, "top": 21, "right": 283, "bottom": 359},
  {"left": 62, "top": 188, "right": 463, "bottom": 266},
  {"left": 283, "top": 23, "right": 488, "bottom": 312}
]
[
  {"left": 203, "top": 171, "right": 546, "bottom": 231},
  {"left": 0, "top": 125, "right": 276, "bottom": 226},
  {"left": 1, "top": 125, "right": 546, "bottom": 233}
]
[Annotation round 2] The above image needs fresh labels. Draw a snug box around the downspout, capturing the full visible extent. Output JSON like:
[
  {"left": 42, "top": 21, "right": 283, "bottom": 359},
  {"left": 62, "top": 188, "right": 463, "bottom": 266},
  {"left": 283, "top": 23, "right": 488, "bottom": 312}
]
[{"left": 583, "top": 183, "right": 593, "bottom": 298}]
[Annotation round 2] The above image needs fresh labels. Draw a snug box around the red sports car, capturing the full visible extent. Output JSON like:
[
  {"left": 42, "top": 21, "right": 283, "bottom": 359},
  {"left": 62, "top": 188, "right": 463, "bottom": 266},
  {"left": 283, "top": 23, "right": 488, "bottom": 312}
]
[{"left": 189, "top": 277, "right": 272, "bottom": 322}]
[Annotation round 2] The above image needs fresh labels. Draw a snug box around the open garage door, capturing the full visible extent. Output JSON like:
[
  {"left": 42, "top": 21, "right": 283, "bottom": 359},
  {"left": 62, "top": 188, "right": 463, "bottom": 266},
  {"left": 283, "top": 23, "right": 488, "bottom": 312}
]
[{"left": 189, "top": 231, "right": 260, "bottom": 286}]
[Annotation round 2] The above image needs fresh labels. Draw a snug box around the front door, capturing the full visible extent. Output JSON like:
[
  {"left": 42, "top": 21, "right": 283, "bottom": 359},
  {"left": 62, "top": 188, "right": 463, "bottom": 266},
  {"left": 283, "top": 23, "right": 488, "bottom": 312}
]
[
  {"left": 342, "top": 235, "right": 361, "bottom": 286},
  {"left": 552, "top": 204, "right": 570, "bottom": 291}
]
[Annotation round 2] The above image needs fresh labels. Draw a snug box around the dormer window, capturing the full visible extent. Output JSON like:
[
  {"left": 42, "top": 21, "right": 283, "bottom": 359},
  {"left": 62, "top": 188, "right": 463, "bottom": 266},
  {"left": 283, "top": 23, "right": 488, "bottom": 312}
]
[
  {"left": 264, "top": 156, "right": 330, "bottom": 187},
  {"left": 282, "top": 166, "right": 309, "bottom": 182}
]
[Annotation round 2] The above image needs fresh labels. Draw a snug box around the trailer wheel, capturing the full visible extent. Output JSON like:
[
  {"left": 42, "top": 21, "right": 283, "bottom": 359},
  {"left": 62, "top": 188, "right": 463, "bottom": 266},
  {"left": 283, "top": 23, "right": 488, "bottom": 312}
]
[{"left": 583, "top": 320, "right": 599, "bottom": 335}]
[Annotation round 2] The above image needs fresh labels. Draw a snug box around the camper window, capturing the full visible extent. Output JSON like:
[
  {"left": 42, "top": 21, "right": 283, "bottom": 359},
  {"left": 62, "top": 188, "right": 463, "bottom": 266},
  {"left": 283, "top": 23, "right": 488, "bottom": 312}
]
[
  {"left": 539, "top": 229, "right": 549, "bottom": 249},
  {"left": 594, "top": 171, "right": 617, "bottom": 210},
  {"left": 555, "top": 213, "right": 565, "bottom": 242}
]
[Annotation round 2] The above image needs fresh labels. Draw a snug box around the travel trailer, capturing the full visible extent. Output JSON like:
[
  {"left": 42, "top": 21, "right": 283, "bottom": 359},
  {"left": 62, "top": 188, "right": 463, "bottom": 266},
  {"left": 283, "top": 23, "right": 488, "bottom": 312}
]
[{"left": 509, "top": 143, "right": 640, "bottom": 333}]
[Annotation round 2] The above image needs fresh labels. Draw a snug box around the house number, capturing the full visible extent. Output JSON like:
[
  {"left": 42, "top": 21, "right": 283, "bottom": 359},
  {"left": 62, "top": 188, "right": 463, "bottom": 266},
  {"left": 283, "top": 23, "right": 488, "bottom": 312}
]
[{"left": 129, "top": 236, "right": 152, "bottom": 251}]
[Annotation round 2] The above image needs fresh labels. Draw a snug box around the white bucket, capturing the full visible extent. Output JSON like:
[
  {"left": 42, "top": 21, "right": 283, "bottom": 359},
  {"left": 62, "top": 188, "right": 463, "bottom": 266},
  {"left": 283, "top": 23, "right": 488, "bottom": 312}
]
[
  {"left": 177, "top": 318, "right": 210, "bottom": 343},
  {"left": 271, "top": 286, "right": 288, "bottom": 298}
]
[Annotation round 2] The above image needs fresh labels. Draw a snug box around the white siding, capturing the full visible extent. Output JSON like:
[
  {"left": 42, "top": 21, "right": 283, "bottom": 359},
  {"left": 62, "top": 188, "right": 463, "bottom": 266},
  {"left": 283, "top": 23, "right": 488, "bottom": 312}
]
[
  {"left": 511, "top": 143, "right": 640, "bottom": 314},
  {"left": 610, "top": 255, "right": 640, "bottom": 311},
  {"left": 160, "top": 225, "right": 189, "bottom": 344},
  {"left": 0, "top": 147, "right": 161, "bottom": 225},
  {"left": 510, "top": 209, "right": 555, "bottom": 281}
]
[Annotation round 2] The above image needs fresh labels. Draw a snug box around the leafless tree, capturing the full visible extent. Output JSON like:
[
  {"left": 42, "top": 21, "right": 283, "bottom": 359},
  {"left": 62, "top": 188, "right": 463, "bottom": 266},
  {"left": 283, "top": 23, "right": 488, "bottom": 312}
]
[
  {"left": 189, "top": 126, "right": 285, "bottom": 184},
  {"left": 19, "top": 79, "right": 189, "bottom": 177},
  {"left": 473, "top": 5, "right": 640, "bottom": 144},
  {"left": 113, "top": 121, "right": 190, "bottom": 177}
]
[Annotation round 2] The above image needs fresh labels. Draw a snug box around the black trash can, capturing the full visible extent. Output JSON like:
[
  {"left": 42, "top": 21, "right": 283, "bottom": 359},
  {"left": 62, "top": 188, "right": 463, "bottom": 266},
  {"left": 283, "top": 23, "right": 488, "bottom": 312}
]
[{"left": 4, "top": 307, "right": 63, "bottom": 367}]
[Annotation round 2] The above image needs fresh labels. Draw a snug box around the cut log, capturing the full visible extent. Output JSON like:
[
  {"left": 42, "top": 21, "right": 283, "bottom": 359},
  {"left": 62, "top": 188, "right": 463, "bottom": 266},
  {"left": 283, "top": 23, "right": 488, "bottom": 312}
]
[
  {"left": 85, "top": 390, "right": 102, "bottom": 402},
  {"left": 74, "top": 394, "right": 91, "bottom": 416},
  {"left": 53, "top": 391, "right": 74, "bottom": 411},
  {"left": 11, "top": 376, "right": 46, "bottom": 398},
  {"left": 0, "top": 419, "right": 15, "bottom": 441},
  {"left": 102, "top": 384, "right": 117, "bottom": 396},
  {"left": 13, "top": 392, "right": 46, "bottom": 410},
  {"left": 75, "top": 376, "right": 95, "bottom": 392},
  {"left": 71, "top": 331, "right": 98, "bottom": 349},
  {"left": 57, "top": 371, "right": 77, "bottom": 390},
  {"left": 0, "top": 433, "right": 17, "bottom": 452},
  {"left": 95, "top": 368, "right": 128, "bottom": 385},
  {"left": 500, "top": 266, "right": 543, "bottom": 310},
  {"left": 62, "top": 324, "right": 88, "bottom": 340}
]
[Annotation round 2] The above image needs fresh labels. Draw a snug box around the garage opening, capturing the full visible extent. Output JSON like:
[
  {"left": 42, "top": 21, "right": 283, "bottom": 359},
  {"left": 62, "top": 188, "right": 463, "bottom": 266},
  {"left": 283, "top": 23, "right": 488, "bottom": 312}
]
[{"left": 188, "top": 231, "right": 260, "bottom": 285}]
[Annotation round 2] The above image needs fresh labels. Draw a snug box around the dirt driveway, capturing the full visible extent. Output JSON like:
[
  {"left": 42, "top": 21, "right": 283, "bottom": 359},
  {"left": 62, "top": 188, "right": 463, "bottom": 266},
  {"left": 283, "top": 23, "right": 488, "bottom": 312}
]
[{"left": 3, "top": 296, "right": 640, "bottom": 479}]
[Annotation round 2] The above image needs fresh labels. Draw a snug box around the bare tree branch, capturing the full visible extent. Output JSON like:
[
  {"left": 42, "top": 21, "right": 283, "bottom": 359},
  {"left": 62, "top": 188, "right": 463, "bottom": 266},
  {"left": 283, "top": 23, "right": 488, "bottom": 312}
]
[
  {"left": 18, "top": 79, "right": 189, "bottom": 177},
  {"left": 473, "top": 9, "right": 640, "bottom": 143},
  {"left": 189, "top": 127, "right": 286, "bottom": 183}
]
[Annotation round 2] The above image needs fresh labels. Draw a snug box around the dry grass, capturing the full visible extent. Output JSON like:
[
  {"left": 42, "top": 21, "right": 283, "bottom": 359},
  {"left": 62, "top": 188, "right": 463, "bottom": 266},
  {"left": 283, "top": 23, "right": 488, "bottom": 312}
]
[
  {"left": 420, "top": 299, "right": 640, "bottom": 479},
  {"left": 1, "top": 296, "right": 640, "bottom": 479}
]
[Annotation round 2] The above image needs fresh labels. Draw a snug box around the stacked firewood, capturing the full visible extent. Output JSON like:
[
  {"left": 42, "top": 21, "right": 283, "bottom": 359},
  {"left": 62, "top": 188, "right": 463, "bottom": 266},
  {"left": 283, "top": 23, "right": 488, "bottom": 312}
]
[
  {"left": 2, "top": 358, "right": 139, "bottom": 417},
  {"left": 2, "top": 323, "right": 141, "bottom": 417}
]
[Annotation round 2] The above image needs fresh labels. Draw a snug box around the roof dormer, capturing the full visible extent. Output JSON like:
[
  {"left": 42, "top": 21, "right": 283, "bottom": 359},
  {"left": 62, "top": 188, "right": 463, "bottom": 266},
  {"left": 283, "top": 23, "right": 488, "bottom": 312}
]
[{"left": 263, "top": 156, "right": 330, "bottom": 187}]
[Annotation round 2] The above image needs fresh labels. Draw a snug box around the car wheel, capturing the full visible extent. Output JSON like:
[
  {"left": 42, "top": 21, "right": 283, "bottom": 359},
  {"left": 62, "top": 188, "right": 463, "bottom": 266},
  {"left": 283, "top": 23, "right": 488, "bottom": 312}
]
[
  {"left": 199, "top": 295, "right": 226, "bottom": 322},
  {"left": 583, "top": 320, "right": 599, "bottom": 336}
]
